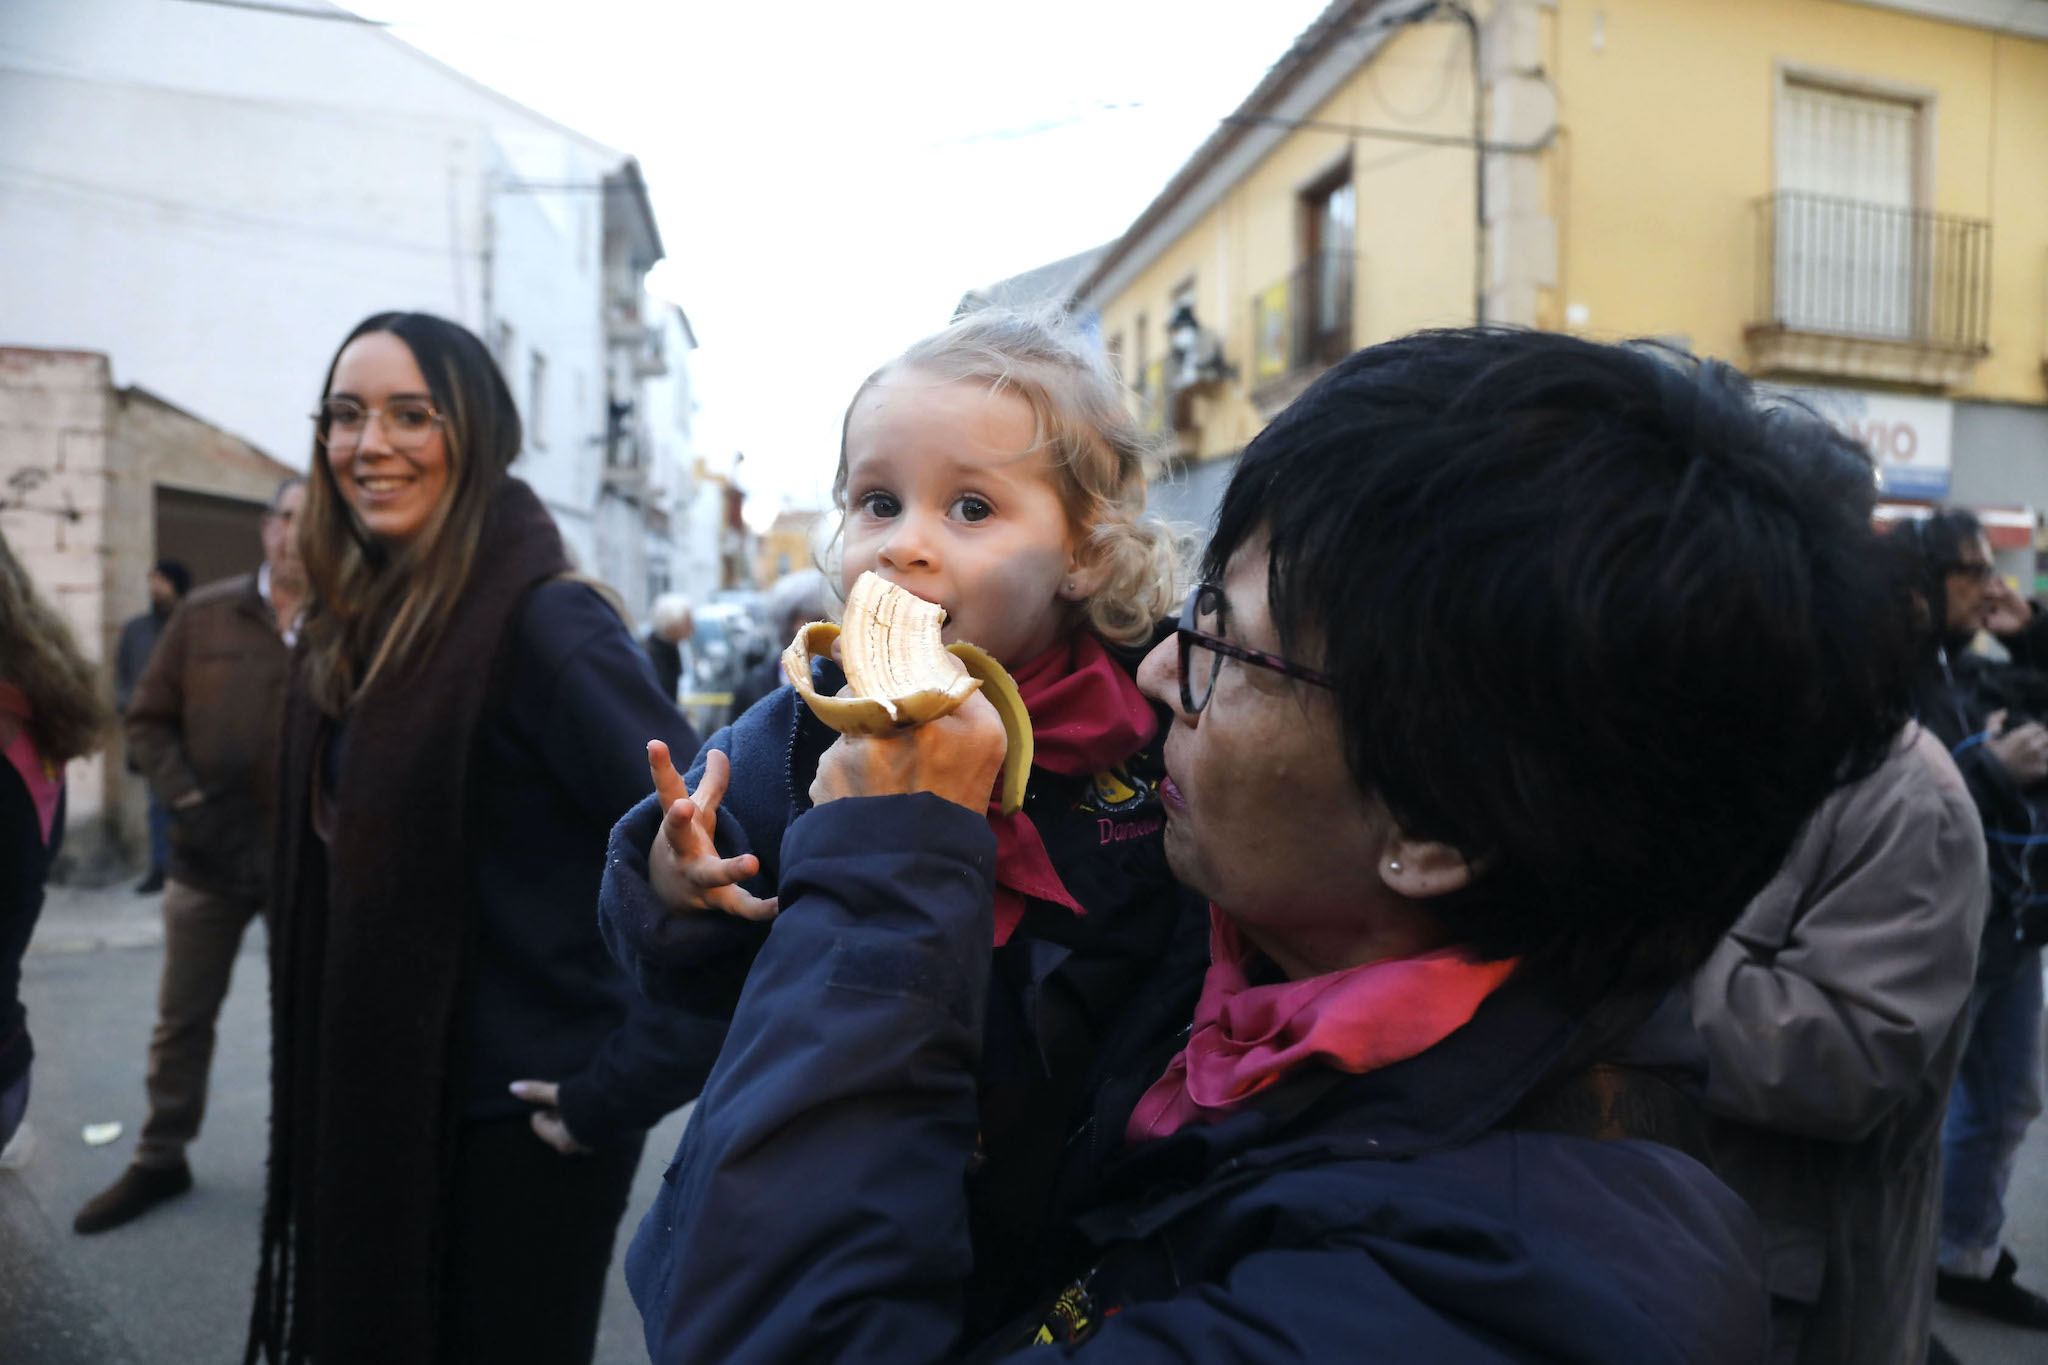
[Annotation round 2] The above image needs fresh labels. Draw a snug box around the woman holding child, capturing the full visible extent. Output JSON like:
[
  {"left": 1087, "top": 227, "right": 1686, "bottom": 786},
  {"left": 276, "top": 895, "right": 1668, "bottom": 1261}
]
[{"left": 625, "top": 327, "right": 1914, "bottom": 1361}]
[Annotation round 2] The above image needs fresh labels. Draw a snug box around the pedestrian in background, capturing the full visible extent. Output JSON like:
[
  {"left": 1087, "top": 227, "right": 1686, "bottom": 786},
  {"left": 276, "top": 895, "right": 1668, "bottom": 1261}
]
[
  {"left": 642, "top": 592, "right": 692, "bottom": 702},
  {"left": 1691, "top": 723, "right": 1985, "bottom": 1363},
  {"left": 1890, "top": 510, "right": 2048, "bottom": 1329},
  {"left": 72, "top": 477, "right": 305, "bottom": 1235},
  {"left": 246, "top": 312, "right": 711, "bottom": 1365},
  {"left": 115, "top": 557, "right": 190, "bottom": 895},
  {"left": 0, "top": 527, "right": 110, "bottom": 1153},
  {"left": 724, "top": 569, "right": 828, "bottom": 724}
]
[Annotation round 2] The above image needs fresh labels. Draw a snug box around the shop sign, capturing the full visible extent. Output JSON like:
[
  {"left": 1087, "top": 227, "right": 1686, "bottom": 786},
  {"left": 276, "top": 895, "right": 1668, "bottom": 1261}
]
[{"left": 1776, "top": 386, "right": 1953, "bottom": 499}]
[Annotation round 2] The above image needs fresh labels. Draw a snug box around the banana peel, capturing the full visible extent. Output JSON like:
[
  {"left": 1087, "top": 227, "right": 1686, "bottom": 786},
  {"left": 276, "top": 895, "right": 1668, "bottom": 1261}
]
[{"left": 782, "top": 571, "right": 1034, "bottom": 814}]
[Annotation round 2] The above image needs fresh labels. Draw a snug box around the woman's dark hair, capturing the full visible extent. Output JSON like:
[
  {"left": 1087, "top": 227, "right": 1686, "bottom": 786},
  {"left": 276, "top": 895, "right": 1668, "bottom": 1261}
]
[
  {"left": 1885, "top": 506, "right": 1985, "bottom": 642},
  {"left": 299, "top": 312, "right": 522, "bottom": 713},
  {"left": 1207, "top": 328, "right": 1913, "bottom": 1006}
]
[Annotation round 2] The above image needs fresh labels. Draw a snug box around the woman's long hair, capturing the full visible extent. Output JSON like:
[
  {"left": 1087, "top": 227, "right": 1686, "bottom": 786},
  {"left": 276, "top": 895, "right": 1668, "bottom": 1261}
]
[
  {"left": 299, "top": 313, "right": 523, "bottom": 714},
  {"left": 0, "top": 527, "right": 109, "bottom": 763}
]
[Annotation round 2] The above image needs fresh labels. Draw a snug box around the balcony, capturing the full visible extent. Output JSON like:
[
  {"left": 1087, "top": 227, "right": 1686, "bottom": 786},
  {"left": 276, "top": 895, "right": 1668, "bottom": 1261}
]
[
  {"left": 1746, "top": 192, "right": 1990, "bottom": 388},
  {"left": 1249, "top": 252, "right": 1354, "bottom": 415}
]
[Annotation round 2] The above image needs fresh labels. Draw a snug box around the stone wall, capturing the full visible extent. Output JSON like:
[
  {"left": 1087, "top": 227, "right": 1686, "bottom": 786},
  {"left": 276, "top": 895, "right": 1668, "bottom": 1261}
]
[
  {"left": 0, "top": 348, "right": 118, "bottom": 878},
  {"left": 1, "top": 348, "right": 292, "bottom": 880}
]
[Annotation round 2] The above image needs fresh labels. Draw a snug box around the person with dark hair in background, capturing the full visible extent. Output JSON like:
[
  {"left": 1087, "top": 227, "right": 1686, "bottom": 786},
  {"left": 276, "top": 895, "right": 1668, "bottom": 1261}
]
[
  {"left": 73, "top": 477, "right": 306, "bottom": 1236},
  {"left": 0, "top": 528, "right": 110, "bottom": 1153},
  {"left": 636, "top": 329, "right": 1914, "bottom": 1363},
  {"left": 1890, "top": 510, "right": 2048, "bottom": 1329},
  {"left": 245, "top": 312, "right": 711, "bottom": 1365},
  {"left": 116, "top": 557, "right": 191, "bottom": 895}
]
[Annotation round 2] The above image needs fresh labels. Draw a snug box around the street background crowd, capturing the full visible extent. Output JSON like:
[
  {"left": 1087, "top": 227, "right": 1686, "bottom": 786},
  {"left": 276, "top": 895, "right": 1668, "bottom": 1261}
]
[{"left": 5, "top": 2, "right": 2048, "bottom": 1363}]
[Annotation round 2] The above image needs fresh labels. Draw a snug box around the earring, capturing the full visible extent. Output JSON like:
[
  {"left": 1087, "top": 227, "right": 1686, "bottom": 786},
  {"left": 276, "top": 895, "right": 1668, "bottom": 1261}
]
[{"left": 1386, "top": 859, "right": 1402, "bottom": 873}]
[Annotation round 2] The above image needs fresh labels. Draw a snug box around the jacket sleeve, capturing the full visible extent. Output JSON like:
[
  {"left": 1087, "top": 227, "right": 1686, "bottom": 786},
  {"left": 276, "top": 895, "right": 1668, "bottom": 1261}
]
[
  {"left": 498, "top": 584, "right": 722, "bottom": 1144},
  {"left": 1691, "top": 730, "right": 1987, "bottom": 1141},
  {"left": 124, "top": 608, "right": 203, "bottom": 806},
  {"left": 648, "top": 794, "right": 996, "bottom": 1365}
]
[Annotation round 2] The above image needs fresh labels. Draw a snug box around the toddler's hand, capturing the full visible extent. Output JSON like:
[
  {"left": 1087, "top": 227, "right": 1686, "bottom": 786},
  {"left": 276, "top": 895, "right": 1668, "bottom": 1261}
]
[{"left": 646, "top": 741, "right": 779, "bottom": 921}]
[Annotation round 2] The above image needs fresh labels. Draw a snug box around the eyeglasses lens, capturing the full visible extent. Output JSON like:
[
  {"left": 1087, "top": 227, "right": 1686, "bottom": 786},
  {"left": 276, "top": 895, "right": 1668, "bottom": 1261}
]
[{"left": 1182, "top": 586, "right": 1226, "bottom": 715}]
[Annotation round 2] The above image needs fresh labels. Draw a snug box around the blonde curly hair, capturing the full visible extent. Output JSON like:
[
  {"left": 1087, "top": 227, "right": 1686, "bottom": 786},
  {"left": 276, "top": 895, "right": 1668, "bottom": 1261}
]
[{"left": 830, "top": 307, "right": 1184, "bottom": 647}]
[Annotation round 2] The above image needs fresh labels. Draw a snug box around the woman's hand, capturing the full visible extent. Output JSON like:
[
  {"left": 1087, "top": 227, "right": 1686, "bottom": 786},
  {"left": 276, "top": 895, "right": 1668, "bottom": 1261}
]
[
  {"left": 508, "top": 1080, "right": 591, "bottom": 1156},
  {"left": 808, "top": 689, "right": 1007, "bottom": 813},
  {"left": 1985, "top": 578, "right": 2035, "bottom": 636},
  {"left": 1985, "top": 710, "right": 2048, "bottom": 786},
  {"left": 646, "top": 742, "right": 779, "bottom": 922}
]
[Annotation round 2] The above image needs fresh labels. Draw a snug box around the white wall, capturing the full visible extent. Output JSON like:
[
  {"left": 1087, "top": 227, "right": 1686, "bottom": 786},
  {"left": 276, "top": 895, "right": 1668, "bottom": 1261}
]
[{"left": 0, "top": 0, "right": 639, "bottom": 583}]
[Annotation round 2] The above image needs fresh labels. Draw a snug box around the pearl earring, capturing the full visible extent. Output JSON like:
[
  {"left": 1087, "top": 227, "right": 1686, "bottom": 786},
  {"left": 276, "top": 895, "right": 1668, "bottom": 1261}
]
[{"left": 1387, "top": 859, "right": 1402, "bottom": 873}]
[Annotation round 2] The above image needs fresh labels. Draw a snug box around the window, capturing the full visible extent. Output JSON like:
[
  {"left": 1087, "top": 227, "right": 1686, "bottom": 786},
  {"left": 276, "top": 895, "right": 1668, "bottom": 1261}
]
[
  {"left": 1135, "top": 313, "right": 1150, "bottom": 391},
  {"left": 1106, "top": 332, "right": 1125, "bottom": 384},
  {"left": 528, "top": 350, "right": 548, "bottom": 449},
  {"left": 1772, "top": 78, "right": 1924, "bottom": 340},
  {"left": 490, "top": 321, "right": 515, "bottom": 369},
  {"left": 1298, "top": 165, "right": 1355, "bottom": 368}
]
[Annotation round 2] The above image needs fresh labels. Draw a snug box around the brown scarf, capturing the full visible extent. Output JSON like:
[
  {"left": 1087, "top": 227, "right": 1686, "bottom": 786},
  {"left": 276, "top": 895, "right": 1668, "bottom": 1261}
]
[{"left": 247, "top": 478, "right": 570, "bottom": 1364}]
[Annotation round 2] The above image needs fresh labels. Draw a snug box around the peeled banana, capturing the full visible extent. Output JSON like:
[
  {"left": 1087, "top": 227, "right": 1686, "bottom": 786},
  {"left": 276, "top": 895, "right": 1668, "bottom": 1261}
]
[{"left": 782, "top": 571, "right": 1034, "bottom": 814}]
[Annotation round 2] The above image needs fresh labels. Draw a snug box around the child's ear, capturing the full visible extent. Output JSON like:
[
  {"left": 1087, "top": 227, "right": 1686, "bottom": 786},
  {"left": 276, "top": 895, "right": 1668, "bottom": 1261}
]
[{"left": 1059, "top": 544, "right": 1110, "bottom": 602}]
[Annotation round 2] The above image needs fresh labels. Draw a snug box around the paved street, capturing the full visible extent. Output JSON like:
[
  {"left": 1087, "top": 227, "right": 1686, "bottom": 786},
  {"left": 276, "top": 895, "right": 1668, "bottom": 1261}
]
[
  {"left": 4, "top": 881, "right": 690, "bottom": 1365},
  {"left": 4, "top": 879, "right": 2047, "bottom": 1363}
]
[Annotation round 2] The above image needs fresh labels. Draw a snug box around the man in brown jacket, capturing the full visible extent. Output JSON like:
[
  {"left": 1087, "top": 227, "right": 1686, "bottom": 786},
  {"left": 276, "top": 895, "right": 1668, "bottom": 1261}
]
[{"left": 74, "top": 477, "right": 304, "bottom": 1233}]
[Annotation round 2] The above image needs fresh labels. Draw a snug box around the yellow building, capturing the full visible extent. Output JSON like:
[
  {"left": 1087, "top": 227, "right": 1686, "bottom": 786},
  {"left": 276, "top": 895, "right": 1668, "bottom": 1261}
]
[{"left": 1081, "top": 0, "right": 2048, "bottom": 555}]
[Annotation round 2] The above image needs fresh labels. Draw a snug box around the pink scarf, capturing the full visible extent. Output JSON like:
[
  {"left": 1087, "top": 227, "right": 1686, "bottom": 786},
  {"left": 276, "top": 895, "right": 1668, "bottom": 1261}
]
[
  {"left": 0, "top": 682, "right": 63, "bottom": 849},
  {"left": 1126, "top": 905, "right": 1518, "bottom": 1143},
  {"left": 986, "top": 634, "right": 1156, "bottom": 946}
]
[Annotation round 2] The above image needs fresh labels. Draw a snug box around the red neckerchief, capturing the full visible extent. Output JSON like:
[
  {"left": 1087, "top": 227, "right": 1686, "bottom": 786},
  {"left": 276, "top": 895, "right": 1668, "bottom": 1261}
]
[
  {"left": 987, "top": 634, "right": 1157, "bottom": 946},
  {"left": 1125, "top": 905, "right": 1519, "bottom": 1142}
]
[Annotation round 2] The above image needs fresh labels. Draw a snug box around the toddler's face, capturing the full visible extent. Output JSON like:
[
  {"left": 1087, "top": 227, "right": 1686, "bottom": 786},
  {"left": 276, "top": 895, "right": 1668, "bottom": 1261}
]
[{"left": 840, "top": 371, "right": 1085, "bottom": 667}]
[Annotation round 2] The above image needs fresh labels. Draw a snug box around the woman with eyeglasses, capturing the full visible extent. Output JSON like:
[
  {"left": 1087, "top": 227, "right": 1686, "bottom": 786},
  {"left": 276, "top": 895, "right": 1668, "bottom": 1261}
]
[
  {"left": 246, "top": 312, "right": 711, "bottom": 1365},
  {"left": 631, "top": 328, "right": 1918, "bottom": 1363}
]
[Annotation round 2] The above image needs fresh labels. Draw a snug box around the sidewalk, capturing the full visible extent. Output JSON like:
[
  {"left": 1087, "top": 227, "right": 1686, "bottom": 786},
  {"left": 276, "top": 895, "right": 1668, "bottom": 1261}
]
[
  {"left": 25, "top": 881, "right": 167, "bottom": 958},
  {"left": 5, "top": 878, "right": 690, "bottom": 1364}
]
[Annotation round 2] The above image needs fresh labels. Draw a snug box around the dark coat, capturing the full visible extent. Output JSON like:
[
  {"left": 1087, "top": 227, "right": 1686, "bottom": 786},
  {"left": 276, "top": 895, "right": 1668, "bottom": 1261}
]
[
  {"left": 112, "top": 607, "right": 167, "bottom": 714},
  {"left": 637, "top": 795, "right": 1770, "bottom": 1363},
  {"left": 0, "top": 758, "right": 62, "bottom": 1096},
  {"left": 125, "top": 574, "right": 289, "bottom": 901},
  {"left": 250, "top": 480, "right": 713, "bottom": 1365},
  {"left": 603, "top": 643, "right": 1196, "bottom": 1337}
]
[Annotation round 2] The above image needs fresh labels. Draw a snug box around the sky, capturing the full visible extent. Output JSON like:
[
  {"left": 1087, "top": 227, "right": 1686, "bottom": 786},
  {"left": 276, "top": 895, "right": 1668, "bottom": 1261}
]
[{"left": 337, "top": 0, "right": 1332, "bottom": 527}]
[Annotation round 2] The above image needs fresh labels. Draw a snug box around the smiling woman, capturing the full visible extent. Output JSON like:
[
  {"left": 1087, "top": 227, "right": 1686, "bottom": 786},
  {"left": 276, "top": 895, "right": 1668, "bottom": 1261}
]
[{"left": 250, "top": 313, "right": 710, "bottom": 1365}]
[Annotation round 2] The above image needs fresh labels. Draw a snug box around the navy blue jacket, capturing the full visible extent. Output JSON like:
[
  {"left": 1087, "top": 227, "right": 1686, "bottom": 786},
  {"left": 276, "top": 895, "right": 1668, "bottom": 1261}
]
[
  {"left": 603, "top": 644, "right": 1198, "bottom": 1330},
  {"left": 455, "top": 581, "right": 721, "bottom": 1146},
  {"left": 638, "top": 795, "right": 1769, "bottom": 1363}
]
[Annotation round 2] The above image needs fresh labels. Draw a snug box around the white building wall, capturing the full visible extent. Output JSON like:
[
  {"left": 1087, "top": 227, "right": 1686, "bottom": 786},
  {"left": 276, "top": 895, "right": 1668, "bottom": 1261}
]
[{"left": 0, "top": 0, "right": 651, "bottom": 588}]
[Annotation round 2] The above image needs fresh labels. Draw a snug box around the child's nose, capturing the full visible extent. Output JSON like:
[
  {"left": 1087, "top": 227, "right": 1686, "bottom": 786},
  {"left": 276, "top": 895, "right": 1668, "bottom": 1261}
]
[{"left": 877, "top": 514, "right": 938, "bottom": 571}]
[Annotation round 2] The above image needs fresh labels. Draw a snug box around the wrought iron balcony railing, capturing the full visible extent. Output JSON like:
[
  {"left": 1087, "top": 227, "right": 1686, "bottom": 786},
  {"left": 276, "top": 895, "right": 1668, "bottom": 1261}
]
[{"left": 1752, "top": 191, "right": 1989, "bottom": 352}]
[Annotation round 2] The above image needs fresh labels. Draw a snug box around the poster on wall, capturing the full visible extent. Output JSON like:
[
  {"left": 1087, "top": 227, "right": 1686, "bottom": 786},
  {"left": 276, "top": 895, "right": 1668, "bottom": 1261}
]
[{"left": 1772, "top": 386, "right": 1954, "bottom": 499}]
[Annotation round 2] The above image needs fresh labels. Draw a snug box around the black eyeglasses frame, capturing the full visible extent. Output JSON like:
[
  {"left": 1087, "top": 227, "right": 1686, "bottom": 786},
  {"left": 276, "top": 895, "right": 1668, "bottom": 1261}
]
[{"left": 1175, "top": 582, "right": 1337, "bottom": 715}]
